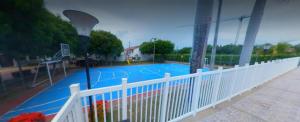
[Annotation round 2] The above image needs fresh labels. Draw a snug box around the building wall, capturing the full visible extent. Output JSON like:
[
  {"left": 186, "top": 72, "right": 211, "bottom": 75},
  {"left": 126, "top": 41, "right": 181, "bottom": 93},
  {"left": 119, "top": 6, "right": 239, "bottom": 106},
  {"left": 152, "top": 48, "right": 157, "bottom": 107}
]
[{"left": 117, "top": 48, "right": 153, "bottom": 61}]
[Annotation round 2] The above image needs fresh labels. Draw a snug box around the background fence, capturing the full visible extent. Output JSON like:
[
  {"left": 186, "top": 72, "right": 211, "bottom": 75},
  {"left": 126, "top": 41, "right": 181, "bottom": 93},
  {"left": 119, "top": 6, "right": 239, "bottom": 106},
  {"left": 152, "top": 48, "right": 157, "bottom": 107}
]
[
  {"left": 163, "top": 54, "right": 297, "bottom": 66},
  {"left": 52, "top": 57, "right": 300, "bottom": 122}
]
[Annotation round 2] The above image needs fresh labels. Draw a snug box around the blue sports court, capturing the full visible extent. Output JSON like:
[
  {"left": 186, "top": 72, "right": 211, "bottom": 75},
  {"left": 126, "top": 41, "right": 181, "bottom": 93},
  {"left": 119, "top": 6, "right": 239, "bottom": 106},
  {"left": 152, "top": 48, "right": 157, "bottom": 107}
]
[{"left": 1, "top": 63, "right": 208, "bottom": 121}]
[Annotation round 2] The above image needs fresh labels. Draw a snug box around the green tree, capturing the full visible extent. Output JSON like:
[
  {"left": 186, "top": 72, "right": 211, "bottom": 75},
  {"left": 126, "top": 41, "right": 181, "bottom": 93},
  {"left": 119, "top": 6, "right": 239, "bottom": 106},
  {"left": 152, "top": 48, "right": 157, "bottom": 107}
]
[
  {"left": 294, "top": 44, "right": 300, "bottom": 54},
  {"left": 217, "top": 44, "right": 242, "bottom": 55},
  {"left": 253, "top": 46, "right": 264, "bottom": 55},
  {"left": 275, "top": 42, "right": 294, "bottom": 55},
  {"left": 252, "top": 43, "right": 273, "bottom": 55},
  {"left": 0, "top": 0, "right": 80, "bottom": 57},
  {"left": 140, "top": 39, "right": 174, "bottom": 62},
  {"left": 0, "top": 0, "right": 80, "bottom": 86},
  {"left": 206, "top": 45, "right": 212, "bottom": 54},
  {"left": 177, "top": 47, "right": 192, "bottom": 54},
  {"left": 140, "top": 39, "right": 174, "bottom": 55},
  {"left": 139, "top": 41, "right": 154, "bottom": 54},
  {"left": 89, "top": 30, "right": 124, "bottom": 61}
]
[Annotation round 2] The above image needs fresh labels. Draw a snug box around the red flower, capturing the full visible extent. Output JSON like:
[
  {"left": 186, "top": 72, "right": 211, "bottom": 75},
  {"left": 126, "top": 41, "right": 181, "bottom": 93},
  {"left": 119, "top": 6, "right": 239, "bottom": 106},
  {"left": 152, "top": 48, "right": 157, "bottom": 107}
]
[
  {"left": 89, "top": 100, "right": 110, "bottom": 122},
  {"left": 95, "top": 100, "right": 110, "bottom": 111},
  {"left": 9, "top": 112, "right": 46, "bottom": 122}
]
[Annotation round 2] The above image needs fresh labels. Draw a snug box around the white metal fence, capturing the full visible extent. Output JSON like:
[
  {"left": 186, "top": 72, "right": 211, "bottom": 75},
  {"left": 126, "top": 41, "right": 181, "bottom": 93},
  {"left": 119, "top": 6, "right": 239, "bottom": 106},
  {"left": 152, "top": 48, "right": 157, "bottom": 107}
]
[{"left": 52, "top": 57, "right": 300, "bottom": 122}]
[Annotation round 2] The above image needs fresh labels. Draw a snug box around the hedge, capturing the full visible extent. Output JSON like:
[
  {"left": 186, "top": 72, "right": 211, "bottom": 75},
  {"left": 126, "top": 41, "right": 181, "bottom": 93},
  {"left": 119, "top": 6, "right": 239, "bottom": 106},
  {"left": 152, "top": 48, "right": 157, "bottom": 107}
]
[{"left": 163, "top": 54, "right": 297, "bottom": 66}]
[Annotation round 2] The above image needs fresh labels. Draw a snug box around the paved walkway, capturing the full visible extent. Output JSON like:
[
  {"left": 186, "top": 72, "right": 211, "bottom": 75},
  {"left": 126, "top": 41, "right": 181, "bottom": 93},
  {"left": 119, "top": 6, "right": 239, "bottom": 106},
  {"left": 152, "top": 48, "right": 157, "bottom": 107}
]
[{"left": 183, "top": 68, "right": 300, "bottom": 122}]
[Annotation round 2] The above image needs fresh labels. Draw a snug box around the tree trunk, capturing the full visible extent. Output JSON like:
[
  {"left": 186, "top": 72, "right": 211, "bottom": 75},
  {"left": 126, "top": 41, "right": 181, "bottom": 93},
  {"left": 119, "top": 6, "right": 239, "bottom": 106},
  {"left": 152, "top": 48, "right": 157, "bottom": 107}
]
[
  {"left": 239, "top": 0, "right": 267, "bottom": 66},
  {"left": 105, "top": 55, "right": 109, "bottom": 65},
  {"left": 0, "top": 75, "right": 6, "bottom": 92},
  {"left": 51, "top": 63, "right": 57, "bottom": 78},
  {"left": 190, "top": 0, "right": 214, "bottom": 73},
  {"left": 16, "top": 59, "right": 26, "bottom": 88}
]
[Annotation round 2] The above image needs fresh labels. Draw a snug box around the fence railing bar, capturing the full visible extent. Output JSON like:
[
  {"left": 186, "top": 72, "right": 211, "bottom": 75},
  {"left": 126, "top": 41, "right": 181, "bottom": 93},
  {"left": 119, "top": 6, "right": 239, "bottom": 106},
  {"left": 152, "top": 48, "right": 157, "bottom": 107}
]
[
  {"left": 145, "top": 85, "right": 149, "bottom": 122},
  {"left": 206, "top": 75, "right": 212, "bottom": 105},
  {"left": 109, "top": 91, "right": 113, "bottom": 122},
  {"left": 130, "top": 88, "right": 133, "bottom": 122},
  {"left": 157, "top": 83, "right": 163, "bottom": 122},
  {"left": 102, "top": 94, "right": 107, "bottom": 122},
  {"left": 181, "top": 78, "right": 189, "bottom": 115},
  {"left": 170, "top": 80, "right": 177, "bottom": 119},
  {"left": 83, "top": 97, "right": 88, "bottom": 122},
  {"left": 176, "top": 79, "right": 184, "bottom": 117},
  {"left": 165, "top": 79, "right": 173, "bottom": 121},
  {"left": 173, "top": 80, "right": 181, "bottom": 118},
  {"left": 140, "top": 85, "right": 144, "bottom": 121},
  {"left": 117, "top": 90, "right": 121, "bottom": 121},
  {"left": 135, "top": 87, "right": 138, "bottom": 122},
  {"left": 188, "top": 78, "right": 194, "bottom": 112},
  {"left": 153, "top": 84, "right": 159, "bottom": 122},
  {"left": 92, "top": 95, "right": 98, "bottom": 122},
  {"left": 229, "top": 65, "right": 239, "bottom": 100},
  {"left": 149, "top": 84, "right": 154, "bottom": 122}
]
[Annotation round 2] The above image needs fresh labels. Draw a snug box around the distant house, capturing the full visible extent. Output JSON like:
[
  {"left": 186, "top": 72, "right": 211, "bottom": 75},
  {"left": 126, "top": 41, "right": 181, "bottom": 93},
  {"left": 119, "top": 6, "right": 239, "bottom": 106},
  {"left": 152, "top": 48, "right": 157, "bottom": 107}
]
[{"left": 117, "top": 46, "right": 152, "bottom": 61}]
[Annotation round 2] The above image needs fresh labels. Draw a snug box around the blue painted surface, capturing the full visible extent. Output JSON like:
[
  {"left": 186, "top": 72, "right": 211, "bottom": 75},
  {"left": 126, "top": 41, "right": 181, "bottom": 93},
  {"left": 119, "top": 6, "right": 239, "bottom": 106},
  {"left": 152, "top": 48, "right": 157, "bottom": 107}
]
[{"left": 1, "top": 64, "right": 208, "bottom": 121}]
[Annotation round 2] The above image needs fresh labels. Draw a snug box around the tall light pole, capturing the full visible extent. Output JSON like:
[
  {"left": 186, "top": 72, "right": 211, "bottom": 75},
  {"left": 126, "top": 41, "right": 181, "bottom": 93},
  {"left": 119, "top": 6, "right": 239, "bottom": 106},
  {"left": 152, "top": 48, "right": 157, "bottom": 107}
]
[
  {"left": 239, "top": 0, "right": 267, "bottom": 66},
  {"left": 210, "top": 0, "right": 223, "bottom": 69},
  {"left": 190, "top": 0, "right": 214, "bottom": 73},
  {"left": 63, "top": 10, "right": 99, "bottom": 121},
  {"left": 151, "top": 38, "right": 156, "bottom": 64},
  {"left": 229, "top": 15, "right": 249, "bottom": 65},
  {"left": 233, "top": 16, "right": 249, "bottom": 45}
]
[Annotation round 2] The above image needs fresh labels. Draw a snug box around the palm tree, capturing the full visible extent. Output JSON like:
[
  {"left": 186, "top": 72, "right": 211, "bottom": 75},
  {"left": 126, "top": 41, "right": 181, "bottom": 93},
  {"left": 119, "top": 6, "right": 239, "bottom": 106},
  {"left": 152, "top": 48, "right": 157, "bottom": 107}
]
[
  {"left": 190, "top": 0, "right": 214, "bottom": 73},
  {"left": 239, "top": 0, "right": 267, "bottom": 66}
]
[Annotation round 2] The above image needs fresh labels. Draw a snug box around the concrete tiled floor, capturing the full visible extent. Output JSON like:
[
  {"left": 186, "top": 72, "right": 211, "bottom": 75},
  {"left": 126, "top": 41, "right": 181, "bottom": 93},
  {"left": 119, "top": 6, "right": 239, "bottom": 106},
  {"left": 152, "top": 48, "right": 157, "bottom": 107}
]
[{"left": 182, "top": 68, "right": 300, "bottom": 122}]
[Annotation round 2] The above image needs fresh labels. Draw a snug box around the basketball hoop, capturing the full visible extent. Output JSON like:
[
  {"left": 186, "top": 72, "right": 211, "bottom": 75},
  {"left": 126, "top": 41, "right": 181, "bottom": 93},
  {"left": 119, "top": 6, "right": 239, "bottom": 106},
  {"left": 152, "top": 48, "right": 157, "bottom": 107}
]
[{"left": 60, "top": 43, "right": 70, "bottom": 57}]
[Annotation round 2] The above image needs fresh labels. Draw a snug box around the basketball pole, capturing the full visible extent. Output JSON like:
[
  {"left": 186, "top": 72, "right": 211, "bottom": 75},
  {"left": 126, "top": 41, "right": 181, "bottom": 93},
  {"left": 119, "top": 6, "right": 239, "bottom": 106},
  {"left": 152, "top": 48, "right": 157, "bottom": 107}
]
[{"left": 62, "top": 61, "right": 67, "bottom": 77}]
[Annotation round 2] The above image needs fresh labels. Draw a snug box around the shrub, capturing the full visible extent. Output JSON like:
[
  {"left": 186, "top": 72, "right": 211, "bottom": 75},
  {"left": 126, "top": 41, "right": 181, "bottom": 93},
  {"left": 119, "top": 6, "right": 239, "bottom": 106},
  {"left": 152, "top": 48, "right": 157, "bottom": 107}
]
[
  {"left": 89, "top": 100, "right": 110, "bottom": 122},
  {"left": 165, "top": 54, "right": 297, "bottom": 66},
  {"left": 9, "top": 112, "right": 46, "bottom": 122}
]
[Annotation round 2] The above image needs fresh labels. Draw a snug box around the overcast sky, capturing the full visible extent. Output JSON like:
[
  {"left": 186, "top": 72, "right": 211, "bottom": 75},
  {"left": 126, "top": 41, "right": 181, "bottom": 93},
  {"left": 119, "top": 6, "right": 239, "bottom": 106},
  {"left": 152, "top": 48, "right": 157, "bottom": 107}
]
[{"left": 45, "top": 0, "right": 300, "bottom": 49}]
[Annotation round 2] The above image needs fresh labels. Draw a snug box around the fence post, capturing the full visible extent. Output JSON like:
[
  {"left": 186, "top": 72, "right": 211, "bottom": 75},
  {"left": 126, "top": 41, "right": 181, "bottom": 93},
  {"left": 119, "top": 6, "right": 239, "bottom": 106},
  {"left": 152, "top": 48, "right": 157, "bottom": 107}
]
[
  {"left": 229, "top": 65, "right": 239, "bottom": 100},
  {"left": 262, "top": 61, "right": 268, "bottom": 83},
  {"left": 69, "top": 83, "right": 84, "bottom": 122},
  {"left": 70, "top": 83, "right": 80, "bottom": 95},
  {"left": 240, "top": 63, "right": 249, "bottom": 94},
  {"left": 212, "top": 67, "right": 223, "bottom": 107},
  {"left": 267, "top": 61, "right": 272, "bottom": 81},
  {"left": 253, "top": 62, "right": 259, "bottom": 87},
  {"left": 192, "top": 69, "right": 202, "bottom": 116},
  {"left": 160, "top": 73, "right": 170, "bottom": 122},
  {"left": 62, "top": 61, "right": 67, "bottom": 77},
  {"left": 122, "top": 78, "right": 128, "bottom": 121}
]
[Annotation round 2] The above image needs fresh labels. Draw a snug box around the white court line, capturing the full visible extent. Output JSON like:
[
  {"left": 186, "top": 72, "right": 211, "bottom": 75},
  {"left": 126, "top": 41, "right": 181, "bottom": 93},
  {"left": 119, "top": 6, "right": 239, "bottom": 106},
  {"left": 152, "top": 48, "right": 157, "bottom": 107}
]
[
  {"left": 1, "top": 106, "right": 62, "bottom": 121},
  {"left": 161, "top": 65, "right": 189, "bottom": 74},
  {"left": 5, "top": 97, "right": 68, "bottom": 113},
  {"left": 112, "top": 72, "right": 116, "bottom": 79},
  {"left": 141, "top": 67, "right": 164, "bottom": 77},
  {"left": 97, "top": 71, "right": 102, "bottom": 82},
  {"left": 122, "top": 71, "right": 129, "bottom": 78}
]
